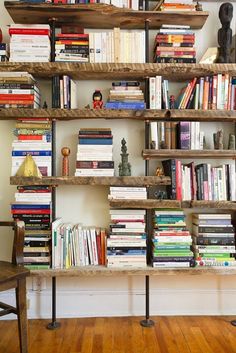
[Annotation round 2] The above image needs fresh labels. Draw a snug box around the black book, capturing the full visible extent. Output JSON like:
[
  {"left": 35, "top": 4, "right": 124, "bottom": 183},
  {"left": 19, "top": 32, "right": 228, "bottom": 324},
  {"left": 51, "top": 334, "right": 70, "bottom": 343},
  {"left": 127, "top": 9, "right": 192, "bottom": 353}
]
[
  {"left": 197, "top": 226, "right": 234, "bottom": 233},
  {"left": 155, "top": 57, "right": 196, "bottom": 64},
  {"left": 162, "top": 159, "right": 176, "bottom": 199}
]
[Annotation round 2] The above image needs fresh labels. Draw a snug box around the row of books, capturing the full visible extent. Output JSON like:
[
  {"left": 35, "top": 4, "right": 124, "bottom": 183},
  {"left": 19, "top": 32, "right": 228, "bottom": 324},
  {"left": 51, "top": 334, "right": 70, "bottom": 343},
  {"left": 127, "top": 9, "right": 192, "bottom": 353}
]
[
  {"left": 52, "top": 75, "right": 77, "bottom": 108},
  {"left": 9, "top": 24, "right": 51, "bottom": 62},
  {"left": 162, "top": 159, "right": 236, "bottom": 201},
  {"left": 11, "top": 119, "right": 52, "bottom": 177},
  {"left": 159, "top": 0, "right": 197, "bottom": 12},
  {"left": 108, "top": 209, "right": 147, "bottom": 268},
  {"left": 55, "top": 31, "right": 89, "bottom": 62},
  {"left": 105, "top": 81, "right": 145, "bottom": 110},
  {"left": 11, "top": 186, "right": 52, "bottom": 270},
  {"left": 52, "top": 219, "right": 107, "bottom": 268},
  {"left": 75, "top": 128, "right": 114, "bottom": 176},
  {"left": 89, "top": 29, "right": 145, "bottom": 63},
  {"left": 108, "top": 187, "right": 147, "bottom": 200},
  {"left": 150, "top": 121, "right": 204, "bottom": 150}
]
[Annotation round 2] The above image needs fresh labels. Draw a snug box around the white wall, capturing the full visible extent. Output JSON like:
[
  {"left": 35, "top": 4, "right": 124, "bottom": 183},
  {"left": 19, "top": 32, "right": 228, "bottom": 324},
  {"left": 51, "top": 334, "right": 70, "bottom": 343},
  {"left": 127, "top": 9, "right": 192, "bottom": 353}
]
[{"left": 1, "top": 0, "right": 236, "bottom": 319}]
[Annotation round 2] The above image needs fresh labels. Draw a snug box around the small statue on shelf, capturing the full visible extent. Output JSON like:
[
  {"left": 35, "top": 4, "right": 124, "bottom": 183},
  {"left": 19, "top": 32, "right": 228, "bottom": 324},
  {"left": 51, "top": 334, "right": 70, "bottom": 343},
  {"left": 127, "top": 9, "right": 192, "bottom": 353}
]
[
  {"left": 216, "top": 2, "right": 233, "bottom": 63},
  {"left": 195, "top": 1, "right": 203, "bottom": 11},
  {"left": 43, "top": 101, "right": 48, "bottom": 109},
  {"left": 93, "top": 90, "right": 103, "bottom": 109},
  {"left": 213, "top": 129, "right": 224, "bottom": 150},
  {"left": 119, "top": 138, "right": 131, "bottom": 176},
  {"left": 61, "top": 147, "right": 70, "bottom": 177},
  {"left": 154, "top": 190, "right": 167, "bottom": 200},
  {"left": 228, "top": 134, "right": 236, "bottom": 150},
  {"left": 155, "top": 167, "right": 164, "bottom": 177}
]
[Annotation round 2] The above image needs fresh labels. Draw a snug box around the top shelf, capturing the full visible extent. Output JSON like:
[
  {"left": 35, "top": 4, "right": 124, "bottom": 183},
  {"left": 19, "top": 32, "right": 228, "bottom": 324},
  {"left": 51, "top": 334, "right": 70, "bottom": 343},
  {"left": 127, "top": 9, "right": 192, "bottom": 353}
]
[{"left": 4, "top": 2, "right": 209, "bottom": 29}]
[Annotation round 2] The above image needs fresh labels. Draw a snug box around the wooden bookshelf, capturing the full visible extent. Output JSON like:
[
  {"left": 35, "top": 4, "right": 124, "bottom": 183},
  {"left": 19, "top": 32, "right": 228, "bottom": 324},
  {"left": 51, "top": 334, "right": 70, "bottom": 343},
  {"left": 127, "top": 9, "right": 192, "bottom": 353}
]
[
  {"left": 10, "top": 176, "right": 170, "bottom": 186},
  {"left": 143, "top": 149, "right": 236, "bottom": 159},
  {"left": 1, "top": 108, "right": 236, "bottom": 122},
  {"left": 0, "top": 63, "right": 236, "bottom": 81},
  {"left": 191, "top": 200, "right": 236, "bottom": 210},
  {"left": 4, "top": 2, "right": 208, "bottom": 29},
  {"left": 29, "top": 265, "right": 236, "bottom": 277}
]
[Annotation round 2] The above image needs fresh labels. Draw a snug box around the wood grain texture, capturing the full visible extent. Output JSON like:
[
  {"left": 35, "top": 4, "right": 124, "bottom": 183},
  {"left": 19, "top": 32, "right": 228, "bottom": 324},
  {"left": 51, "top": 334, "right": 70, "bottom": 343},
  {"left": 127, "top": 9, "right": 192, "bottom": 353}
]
[
  {"left": 143, "top": 149, "right": 236, "bottom": 159},
  {"left": 109, "top": 198, "right": 182, "bottom": 209},
  {"left": 10, "top": 176, "right": 171, "bottom": 186},
  {"left": 4, "top": 2, "right": 208, "bottom": 29},
  {"left": 0, "top": 63, "right": 236, "bottom": 81},
  {"left": 191, "top": 200, "right": 236, "bottom": 210},
  {"left": 1, "top": 108, "right": 236, "bottom": 122}
]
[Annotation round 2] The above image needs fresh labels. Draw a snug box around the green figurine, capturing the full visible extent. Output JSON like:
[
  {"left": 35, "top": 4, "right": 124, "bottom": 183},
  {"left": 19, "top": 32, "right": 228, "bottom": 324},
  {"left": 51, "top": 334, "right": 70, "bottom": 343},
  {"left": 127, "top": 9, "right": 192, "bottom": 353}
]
[{"left": 119, "top": 138, "right": 131, "bottom": 176}]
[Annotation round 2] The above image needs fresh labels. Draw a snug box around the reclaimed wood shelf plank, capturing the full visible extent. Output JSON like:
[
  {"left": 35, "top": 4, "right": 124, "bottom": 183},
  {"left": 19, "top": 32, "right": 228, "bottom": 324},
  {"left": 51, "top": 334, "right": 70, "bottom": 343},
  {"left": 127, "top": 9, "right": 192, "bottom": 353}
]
[
  {"left": 4, "top": 2, "right": 208, "bottom": 29},
  {"left": 0, "top": 63, "right": 236, "bottom": 81},
  {"left": 143, "top": 149, "right": 236, "bottom": 159},
  {"left": 191, "top": 200, "right": 236, "bottom": 210}
]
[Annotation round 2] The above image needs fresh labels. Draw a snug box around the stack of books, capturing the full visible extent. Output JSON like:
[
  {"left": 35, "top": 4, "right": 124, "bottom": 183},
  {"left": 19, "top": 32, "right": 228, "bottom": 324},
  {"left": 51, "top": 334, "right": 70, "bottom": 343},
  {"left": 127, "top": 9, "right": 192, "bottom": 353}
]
[
  {"left": 162, "top": 159, "right": 236, "bottom": 201},
  {"left": 105, "top": 81, "right": 145, "bottom": 110},
  {"left": 160, "top": 0, "right": 196, "bottom": 12},
  {"left": 153, "top": 209, "right": 194, "bottom": 268},
  {"left": 52, "top": 219, "right": 107, "bottom": 268},
  {"left": 11, "top": 186, "right": 52, "bottom": 270},
  {"left": 55, "top": 31, "right": 89, "bottom": 62},
  {"left": 154, "top": 25, "right": 196, "bottom": 64},
  {"left": 9, "top": 24, "right": 51, "bottom": 62},
  {"left": 108, "top": 187, "right": 147, "bottom": 200},
  {"left": 52, "top": 75, "right": 77, "bottom": 108},
  {"left": 11, "top": 119, "right": 52, "bottom": 177},
  {"left": 193, "top": 214, "right": 236, "bottom": 267},
  {"left": 75, "top": 128, "right": 114, "bottom": 176},
  {"left": 89, "top": 29, "right": 145, "bottom": 63},
  {"left": 0, "top": 43, "right": 9, "bottom": 62},
  {"left": 0, "top": 72, "right": 40, "bottom": 109},
  {"left": 107, "top": 209, "right": 147, "bottom": 268}
]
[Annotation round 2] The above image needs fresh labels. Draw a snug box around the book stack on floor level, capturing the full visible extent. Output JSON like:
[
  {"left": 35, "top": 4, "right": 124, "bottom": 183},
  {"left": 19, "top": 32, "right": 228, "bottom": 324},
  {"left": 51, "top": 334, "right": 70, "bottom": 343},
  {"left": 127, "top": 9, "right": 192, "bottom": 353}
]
[
  {"left": 0, "top": 72, "right": 40, "bottom": 109},
  {"left": 154, "top": 25, "right": 196, "bottom": 64},
  {"left": 153, "top": 209, "right": 194, "bottom": 268},
  {"left": 52, "top": 219, "right": 107, "bottom": 268},
  {"left": 107, "top": 209, "right": 147, "bottom": 268},
  {"left": 162, "top": 159, "right": 236, "bottom": 201},
  {"left": 193, "top": 214, "right": 236, "bottom": 267},
  {"left": 9, "top": 24, "right": 51, "bottom": 62},
  {"left": 11, "top": 186, "right": 52, "bottom": 270},
  {"left": 75, "top": 128, "right": 114, "bottom": 176},
  {"left": 55, "top": 30, "right": 89, "bottom": 62},
  {"left": 52, "top": 75, "right": 77, "bottom": 109},
  {"left": 108, "top": 187, "right": 147, "bottom": 200},
  {"left": 105, "top": 81, "right": 145, "bottom": 110}
]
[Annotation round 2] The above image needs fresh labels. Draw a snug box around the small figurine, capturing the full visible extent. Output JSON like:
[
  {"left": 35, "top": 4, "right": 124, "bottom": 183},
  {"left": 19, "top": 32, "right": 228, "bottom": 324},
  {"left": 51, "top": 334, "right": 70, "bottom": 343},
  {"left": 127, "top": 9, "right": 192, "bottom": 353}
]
[
  {"left": 213, "top": 129, "right": 224, "bottom": 149},
  {"left": 61, "top": 147, "right": 70, "bottom": 176},
  {"left": 43, "top": 101, "right": 48, "bottom": 109},
  {"left": 93, "top": 90, "right": 103, "bottom": 109},
  {"left": 154, "top": 190, "right": 167, "bottom": 200},
  {"left": 169, "top": 95, "right": 175, "bottom": 109},
  {"left": 195, "top": 1, "right": 203, "bottom": 11},
  {"left": 228, "top": 134, "right": 236, "bottom": 149},
  {"left": 119, "top": 138, "right": 131, "bottom": 176},
  {"left": 155, "top": 167, "right": 164, "bottom": 177},
  {"left": 216, "top": 2, "right": 233, "bottom": 63}
]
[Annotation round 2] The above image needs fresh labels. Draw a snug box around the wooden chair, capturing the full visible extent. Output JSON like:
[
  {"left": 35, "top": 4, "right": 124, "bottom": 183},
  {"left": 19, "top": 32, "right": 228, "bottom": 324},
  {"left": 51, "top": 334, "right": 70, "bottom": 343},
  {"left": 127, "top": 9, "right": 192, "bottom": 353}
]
[{"left": 0, "top": 221, "right": 30, "bottom": 353}]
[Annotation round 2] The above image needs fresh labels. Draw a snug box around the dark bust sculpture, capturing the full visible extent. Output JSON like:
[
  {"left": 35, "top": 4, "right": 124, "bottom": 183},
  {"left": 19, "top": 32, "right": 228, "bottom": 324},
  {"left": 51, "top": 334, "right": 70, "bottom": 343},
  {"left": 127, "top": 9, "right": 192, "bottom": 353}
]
[{"left": 217, "top": 2, "right": 233, "bottom": 63}]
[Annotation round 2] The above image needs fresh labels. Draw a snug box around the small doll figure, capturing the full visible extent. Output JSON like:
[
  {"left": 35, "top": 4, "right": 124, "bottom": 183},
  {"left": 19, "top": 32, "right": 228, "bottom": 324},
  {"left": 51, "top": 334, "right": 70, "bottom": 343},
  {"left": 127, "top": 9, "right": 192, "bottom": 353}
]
[{"left": 93, "top": 90, "right": 103, "bottom": 109}]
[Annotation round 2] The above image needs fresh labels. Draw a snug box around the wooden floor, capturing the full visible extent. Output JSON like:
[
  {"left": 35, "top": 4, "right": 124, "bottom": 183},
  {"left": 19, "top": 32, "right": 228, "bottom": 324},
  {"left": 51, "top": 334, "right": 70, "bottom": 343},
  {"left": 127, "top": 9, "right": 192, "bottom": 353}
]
[{"left": 1, "top": 316, "right": 236, "bottom": 353}]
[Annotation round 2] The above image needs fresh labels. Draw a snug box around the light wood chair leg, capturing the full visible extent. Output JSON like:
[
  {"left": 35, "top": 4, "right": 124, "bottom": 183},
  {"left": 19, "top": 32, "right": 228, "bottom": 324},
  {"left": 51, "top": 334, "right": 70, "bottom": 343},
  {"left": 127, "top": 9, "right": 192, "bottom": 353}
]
[{"left": 16, "top": 278, "right": 28, "bottom": 353}]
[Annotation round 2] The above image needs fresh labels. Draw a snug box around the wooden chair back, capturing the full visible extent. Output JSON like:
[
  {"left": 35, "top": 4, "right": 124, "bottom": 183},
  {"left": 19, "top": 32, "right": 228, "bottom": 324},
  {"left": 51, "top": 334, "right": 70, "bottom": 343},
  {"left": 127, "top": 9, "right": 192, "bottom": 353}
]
[{"left": 0, "top": 221, "right": 25, "bottom": 265}]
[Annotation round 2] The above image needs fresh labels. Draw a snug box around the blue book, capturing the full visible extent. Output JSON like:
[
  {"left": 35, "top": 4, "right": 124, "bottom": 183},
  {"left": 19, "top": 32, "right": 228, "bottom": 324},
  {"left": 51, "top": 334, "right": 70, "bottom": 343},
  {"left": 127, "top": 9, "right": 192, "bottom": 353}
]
[
  {"left": 0, "top": 44, "right": 7, "bottom": 50},
  {"left": 11, "top": 204, "right": 50, "bottom": 209},
  {"left": 79, "top": 138, "right": 113, "bottom": 145},
  {"left": 105, "top": 102, "right": 145, "bottom": 110},
  {"left": 12, "top": 151, "right": 51, "bottom": 156}
]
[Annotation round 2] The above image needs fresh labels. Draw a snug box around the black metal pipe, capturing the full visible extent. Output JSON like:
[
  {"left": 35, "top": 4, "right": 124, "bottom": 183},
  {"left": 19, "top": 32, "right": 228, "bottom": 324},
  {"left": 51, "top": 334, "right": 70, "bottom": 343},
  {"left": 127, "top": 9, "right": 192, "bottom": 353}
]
[
  {"left": 145, "top": 20, "right": 150, "bottom": 63},
  {"left": 140, "top": 276, "right": 154, "bottom": 327}
]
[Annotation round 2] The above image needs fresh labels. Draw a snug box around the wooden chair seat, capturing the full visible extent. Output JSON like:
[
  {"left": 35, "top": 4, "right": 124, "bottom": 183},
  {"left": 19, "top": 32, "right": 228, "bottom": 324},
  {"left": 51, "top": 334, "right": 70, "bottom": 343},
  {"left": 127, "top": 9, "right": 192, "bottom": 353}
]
[{"left": 0, "top": 261, "right": 29, "bottom": 285}]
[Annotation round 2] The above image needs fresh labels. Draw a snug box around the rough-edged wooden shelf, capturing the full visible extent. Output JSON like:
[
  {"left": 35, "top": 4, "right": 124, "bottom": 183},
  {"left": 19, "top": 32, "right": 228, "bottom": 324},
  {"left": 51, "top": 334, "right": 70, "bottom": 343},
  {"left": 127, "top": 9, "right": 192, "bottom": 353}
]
[
  {"left": 10, "top": 176, "right": 170, "bottom": 186},
  {"left": 191, "top": 200, "right": 236, "bottom": 210},
  {"left": 0, "top": 63, "right": 236, "bottom": 81},
  {"left": 4, "top": 2, "right": 208, "bottom": 29},
  {"left": 1, "top": 108, "right": 236, "bottom": 122},
  {"left": 143, "top": 149, "right": 236, "bottom": 159},
  {"left": 29, "top": 265, "right": 236, "bottom": 277}
]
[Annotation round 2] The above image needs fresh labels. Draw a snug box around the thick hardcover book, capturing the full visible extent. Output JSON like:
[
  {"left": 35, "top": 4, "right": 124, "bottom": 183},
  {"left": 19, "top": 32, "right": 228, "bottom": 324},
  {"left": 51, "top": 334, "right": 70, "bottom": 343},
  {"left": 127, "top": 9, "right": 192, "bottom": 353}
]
[
  {"left": 193, "top": 237, "right": 235, "bottom": 246},
  {"left": 162, "top": 159, "right": 176, "bottom": 199},
  {"left": 196, "top": 226, "right": 234, "bottom": 233},
  {"left": 78, "top": 138, "right": 113, "bottom": 145},
  {"left": 105, "top": 102, "right": 145, "bottom": 110}
]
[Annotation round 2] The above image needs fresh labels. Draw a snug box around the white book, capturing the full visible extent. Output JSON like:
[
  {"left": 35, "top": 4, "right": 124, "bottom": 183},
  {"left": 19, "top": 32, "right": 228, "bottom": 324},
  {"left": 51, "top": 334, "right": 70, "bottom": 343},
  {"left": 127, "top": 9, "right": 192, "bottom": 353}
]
[
  {"left": 10, "top": 24, "right": 50, "bottom": 29},
  {"left": 111, "top": 215, "right": 145, "bottom": 220},
  {"left": 149, "top": 77, "right": 156, "bottom": 109},
  {"left": 110, "top": 187, "right": 146, "bottom": 192},
  {"left": 108, "top": 195, "right": 147, "bottom": 200},
  {"left": 75, "top": 169, "right": 114, "bottom": 176},
  {"left": 153, "top": 262, "right": 191, "bottom": 268},
  {"left": 52, "top": 218, "right": 63, "bottom": 269},
  {"left": 89, "top": 33, "right": 95, "bottom": 63},
  {"left": 217, "top": 74, "right": 222, "bottom": 109},
  {"left": 94, "top": 33, "right": 102, "bottom": 63},
  {"left": 111, "top": 222, "right": 145, "bottom": 229},
  {"left": 110, "top": 209, "right": 145, "bottom": 215},
  {"left": 229, "top": 164, "right": 236, "bottom": 201}
]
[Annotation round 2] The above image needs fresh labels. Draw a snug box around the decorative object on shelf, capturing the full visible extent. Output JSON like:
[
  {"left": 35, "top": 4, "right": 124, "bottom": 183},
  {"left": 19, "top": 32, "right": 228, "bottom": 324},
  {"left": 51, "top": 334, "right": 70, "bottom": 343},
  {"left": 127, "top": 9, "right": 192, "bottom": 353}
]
[
  {"left": 216, "top": 2, "right": 233, "bottom": 63},
  {"left": 203, "top": 136, "right": 207, "bottom": 150},
  {"left": 199, "top": 47, "right": 218, "bottom": 64},
  {"left": 15, "top": 155, "right": 42, "bottom": 177},
  {"left": 213, "top": 129, "right": 224, "bottom": 150},
  {"left": 228, "top": 134, "right": 236, "bottom": 150},
  {"left": 61, "top": 147, "right": 70, "bottom": 177},
  {"left": 155, "top": 167, "right": 164, "bottom": 177},
  {"left": 43, "top": 101, "right": 48, "bottom": 109},
  {"left": 154, "top": 190, "right": 167, "bottom": 200},
  {"left": 93, "top": 90, "right": 103, "bottom": 109},
  {"left": 84, "top": 104, "right": 90, "bottom": 109},
  {"left": 195, "top": 2, "right": 203, "bottom": 11},
  {"left": 119, "top": 138, "right": 131, "bottom": 176},
  {"left": 169, "top": 95, "right": 175, "bottom": 109}
]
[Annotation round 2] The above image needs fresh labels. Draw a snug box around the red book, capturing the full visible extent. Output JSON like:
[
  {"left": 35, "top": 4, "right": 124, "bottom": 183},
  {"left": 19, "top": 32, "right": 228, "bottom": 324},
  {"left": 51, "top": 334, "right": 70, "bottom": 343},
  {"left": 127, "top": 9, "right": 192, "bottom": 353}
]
[
  {"left": 0, "top": 100, "right": 34, "bottom": 105},
  {"left": 9, "top": 29, "right": 50, "bottom": 36},
  {"left": 56, "top": 33, "right": 89, "bottom": 39},
  {"left": 112, "top": 219, "right": 145, "bottom": 223},
  {"left": 18, "top": 135, "right": 43, "bottom": 140},
  {"left": 11, "top": 209, "right": 51, "bottom": 215},
  {"left": 96, "top": 232, "right": 102, "bottom": 265},
  {"left": 0, "top": 94, "right": 35, "bottom": 100},
  {"left": 53, "top": 0, "right": 67, "bottom": 3},
  {"left": 56, "top": 40, "right": 89, "bottom": 45},
  {"left": 176, "top": 160, "right": 182, "bottom": 201}
]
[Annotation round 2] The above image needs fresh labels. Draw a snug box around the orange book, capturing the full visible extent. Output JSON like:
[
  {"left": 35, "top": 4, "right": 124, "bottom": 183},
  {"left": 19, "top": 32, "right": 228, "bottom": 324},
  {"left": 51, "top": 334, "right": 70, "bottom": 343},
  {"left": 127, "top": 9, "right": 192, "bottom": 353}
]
[
  {"left": 203, "top": 76, "right": 209, "bottom": 110},
  {"left": 100, "top": 230, "right": 107, "bottom": 266},
  {"left": 182, "top": 77, "right": 197, "bottom": 109}
]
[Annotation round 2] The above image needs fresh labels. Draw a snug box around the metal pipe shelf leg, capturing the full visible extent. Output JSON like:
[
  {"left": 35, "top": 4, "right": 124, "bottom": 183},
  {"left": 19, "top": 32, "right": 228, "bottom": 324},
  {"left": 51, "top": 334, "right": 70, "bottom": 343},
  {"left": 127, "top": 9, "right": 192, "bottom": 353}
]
[
  {"left": 140, "top": 275, "right": 154, "bottom": 327},
  {"left": 47, "top": 277, "right": 61, "bottom": 330}
]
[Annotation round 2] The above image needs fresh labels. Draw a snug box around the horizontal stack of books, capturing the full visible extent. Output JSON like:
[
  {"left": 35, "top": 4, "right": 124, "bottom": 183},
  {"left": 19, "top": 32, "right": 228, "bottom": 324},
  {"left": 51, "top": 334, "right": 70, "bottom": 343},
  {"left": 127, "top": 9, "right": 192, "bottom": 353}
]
[
  {"left": 75, "top": 128, "right": 114, "bottom": 176},
  {"left": 108, "top": 187, "right": 147, "bottom": 200},
  {"left": 107, "top": 209, "right": 147, "bottom": 268},
  {"left": 0, "top": 43, "right": 9, "bottom": 62},
  {"left": 11, "top": 186, "right": 52, "bottom": 270},
  {"left": 162, "top": 159, "right": 236, "bottom": 201},
  {"left": 52, "top": 75, "right": 77, "bottom": 108},
  {"left": 55, "top": 31, "right": 89, "bottom": 62},
  {"left": 159, "top": 0, "right": 196, "bottom": 12},
  {"left": 89, "top": 29, "right": 145, "bottom": 63},
  {"left": 105, "top": 81, "right": 145, "bottom": 110},
  {"left": 193, "top": 214, "right": 236, "bottom": 267},
  {"left": 154, "top": 25, "right": 196, "bottom": 64},
  {"left": 153, "top": 209, "right": 194, "bottom": 268},
  {"left": 9, "top": 24, "right": 51, "bottom": 62},
  {"left": 52, "top": 219, "right": 107, "bottom": 268},
  {"left": 0, "top": 72, "right": 40, "bottom": 109},
  {"left": 11, "top": 119, "right": 52, "bottom": 177}
]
